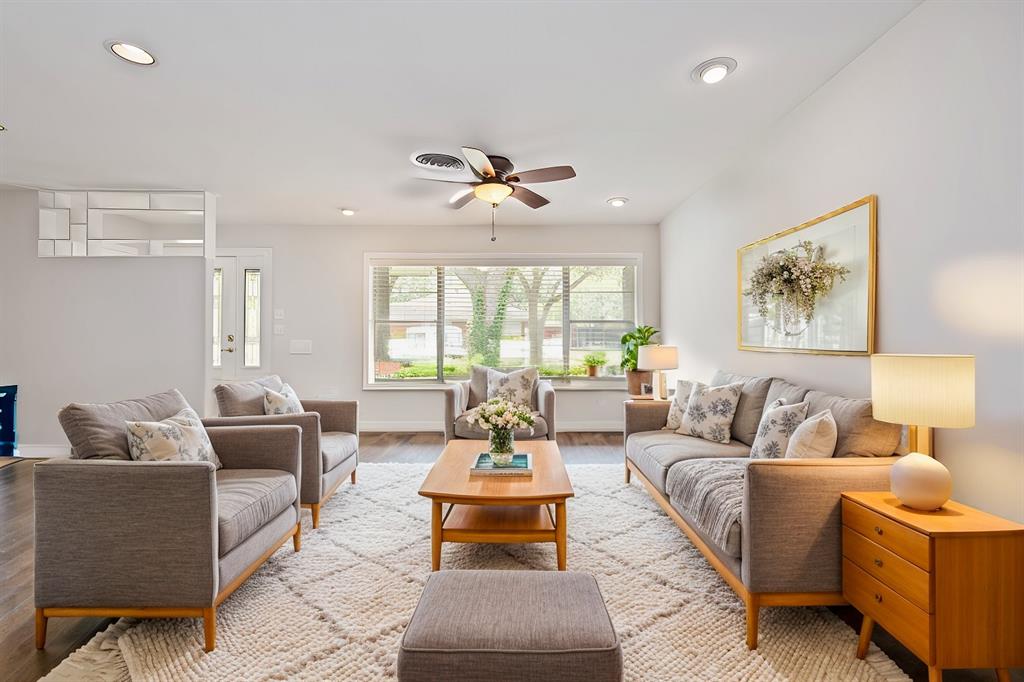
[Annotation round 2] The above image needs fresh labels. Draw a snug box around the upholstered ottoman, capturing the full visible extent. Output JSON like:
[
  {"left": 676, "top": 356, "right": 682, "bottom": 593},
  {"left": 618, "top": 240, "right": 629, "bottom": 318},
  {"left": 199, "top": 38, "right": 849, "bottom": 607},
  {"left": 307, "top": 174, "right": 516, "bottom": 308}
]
[{"left": 398, "top": 570, "right": 622, "bottom": 682}]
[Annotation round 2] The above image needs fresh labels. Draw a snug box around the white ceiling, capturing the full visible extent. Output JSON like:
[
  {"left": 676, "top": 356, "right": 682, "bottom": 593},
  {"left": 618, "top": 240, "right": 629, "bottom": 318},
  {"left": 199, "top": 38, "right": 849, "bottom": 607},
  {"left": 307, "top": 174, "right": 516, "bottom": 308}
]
[{"left": 0, "top": 1, "right": 918, "bottom": 226}]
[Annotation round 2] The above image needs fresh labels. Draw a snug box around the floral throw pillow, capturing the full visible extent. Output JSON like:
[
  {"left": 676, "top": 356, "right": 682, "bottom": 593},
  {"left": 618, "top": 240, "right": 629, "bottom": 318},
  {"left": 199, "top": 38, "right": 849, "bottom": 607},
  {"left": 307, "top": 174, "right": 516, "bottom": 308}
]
[
  {"left": 664, "top": 379, "right": 695, "bottom": 431},
  {"left": 750, "top": 399, "right": 809, "bottom": 459},
  {"left": 678, "top": 382, "right": 744, "bottom": 444},
  {"left": 264, "top": 383, "right": 304, "bottom": 415},
  {"left": 486, "top": 367, "right": 538, "bottom": 408},
  {"left": 126, "top": 407, "right": 221, "bottom": 468}
]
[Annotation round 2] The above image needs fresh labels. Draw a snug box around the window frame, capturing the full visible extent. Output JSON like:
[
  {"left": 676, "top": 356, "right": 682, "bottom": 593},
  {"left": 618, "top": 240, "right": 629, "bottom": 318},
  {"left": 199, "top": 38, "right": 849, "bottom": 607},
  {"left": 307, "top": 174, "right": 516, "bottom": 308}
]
[{"left": 363, "top": 252, "right": 645, "bottom": 390}]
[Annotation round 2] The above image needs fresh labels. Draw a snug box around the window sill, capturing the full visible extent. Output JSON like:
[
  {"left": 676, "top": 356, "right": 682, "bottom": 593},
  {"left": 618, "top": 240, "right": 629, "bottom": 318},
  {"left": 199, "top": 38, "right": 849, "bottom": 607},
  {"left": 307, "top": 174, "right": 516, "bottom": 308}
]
[{"left": 362, "top": 380, "right": 627, "bottom": 392}]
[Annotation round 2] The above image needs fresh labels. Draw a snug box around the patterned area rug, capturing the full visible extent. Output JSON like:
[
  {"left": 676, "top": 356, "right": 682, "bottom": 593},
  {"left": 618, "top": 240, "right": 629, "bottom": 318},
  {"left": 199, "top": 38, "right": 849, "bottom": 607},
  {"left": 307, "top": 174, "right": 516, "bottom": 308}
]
[{"left": 44, "top": 463, "right": 909, "bottom": 681}]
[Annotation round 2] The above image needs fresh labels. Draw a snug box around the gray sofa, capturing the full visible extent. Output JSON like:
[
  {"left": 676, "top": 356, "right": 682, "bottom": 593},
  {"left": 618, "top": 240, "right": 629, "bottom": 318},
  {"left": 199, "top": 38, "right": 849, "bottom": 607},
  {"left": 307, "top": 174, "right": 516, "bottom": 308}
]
[
  {"left": 624, "top": 370, "right": 902, "bottom": 650},
  {"left": 211, "top": 375, "right": 358, "bottom": 528},
  {"left": 36, "top": 389, "right": 302, "bottom": 652},
  {"left": 443, "top": 370, "right": 556, "bottom": 442}
]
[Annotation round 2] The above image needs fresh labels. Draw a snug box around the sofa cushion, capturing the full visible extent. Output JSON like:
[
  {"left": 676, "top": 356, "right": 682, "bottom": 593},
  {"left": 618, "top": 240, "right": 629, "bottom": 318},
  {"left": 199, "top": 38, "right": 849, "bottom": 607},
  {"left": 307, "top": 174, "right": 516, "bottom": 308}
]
[
  {"left": 711, "top": 371, "right": 772, "bottom": 446},
  {"left": 398, "top": 570, "right": 621, "bottom": 682},
  {"left": 664, "top": 379, "right": 695, "bottom": 431},
  {"left": 750, "top": 400, "right": 808, "bottom": 459},
  {"left": 765, "top": 378, "right": 810, "bottom": 409},
  {"left": 786, "top": 409, "right": 838, "bottom": 458},
  {"left": 454, "top": 412, "right": 547, "bottom": 440},
  {"left": 59, "top": 389, "right": 192, "bottom": 460},
  {"left": 626, "top": 431, "right": 749, "bottom": 494},
  {"left": 322, "top": 431, "right": 358, "bottom": 472},
  {"left": 214, "top": 375, "right": 284, "bottom": 417},
  {"left": 805, "top": 390, "right": 901, "bottom": 457},
  {"left": 666, "top": 458, "right": 748, "bottom": 559},
  {"left": 216, "top": 469, "right": 297, "bottom": 556}
]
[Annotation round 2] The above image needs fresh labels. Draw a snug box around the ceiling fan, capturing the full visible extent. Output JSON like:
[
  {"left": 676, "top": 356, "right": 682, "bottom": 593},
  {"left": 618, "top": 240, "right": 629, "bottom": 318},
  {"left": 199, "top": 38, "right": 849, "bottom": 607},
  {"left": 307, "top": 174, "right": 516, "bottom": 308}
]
[{"left": 419, "top": 146, "right": 576, "bottom": 209}]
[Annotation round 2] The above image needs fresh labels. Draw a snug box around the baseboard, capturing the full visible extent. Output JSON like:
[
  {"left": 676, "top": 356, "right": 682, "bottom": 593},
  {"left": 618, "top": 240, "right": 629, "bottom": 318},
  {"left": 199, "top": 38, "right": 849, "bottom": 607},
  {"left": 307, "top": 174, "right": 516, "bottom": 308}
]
[
  {"left": 14, "top": 444, "right": 71, "bottom": 458},
  {"left": 359, "top": 421, "right": 622, "bottom": 433}
]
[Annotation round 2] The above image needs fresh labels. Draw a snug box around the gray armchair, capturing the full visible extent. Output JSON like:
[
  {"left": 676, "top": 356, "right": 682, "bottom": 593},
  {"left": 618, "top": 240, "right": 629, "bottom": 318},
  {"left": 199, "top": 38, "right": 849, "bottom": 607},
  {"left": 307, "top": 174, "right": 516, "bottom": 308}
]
[
  {"left": 36, "top": 390, "right": 302, "bottom": 652},
  {"left": 443, "top": 375, "right": 556, "bottom": 443},
  {"left": 211, "top": 376, "right": 358, "bottom": 528}
]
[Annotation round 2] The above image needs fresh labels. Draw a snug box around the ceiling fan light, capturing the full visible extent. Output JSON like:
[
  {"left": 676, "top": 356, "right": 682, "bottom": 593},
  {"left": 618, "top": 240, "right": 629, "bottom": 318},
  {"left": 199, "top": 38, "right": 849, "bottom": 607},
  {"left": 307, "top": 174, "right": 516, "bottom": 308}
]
[{"left": 473, "top": 182, "right": 514, "bottom": 205}]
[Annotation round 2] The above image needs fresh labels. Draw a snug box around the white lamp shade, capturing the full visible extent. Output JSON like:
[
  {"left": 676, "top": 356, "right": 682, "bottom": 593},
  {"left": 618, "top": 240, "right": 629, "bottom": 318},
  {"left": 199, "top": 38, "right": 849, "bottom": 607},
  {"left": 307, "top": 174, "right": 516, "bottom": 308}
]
[
  {"left": 637, "top": 345, "right": 678, "bottom": 371},
  {"left": 870, "top": 354, "right": 975, "bottom": 428}
]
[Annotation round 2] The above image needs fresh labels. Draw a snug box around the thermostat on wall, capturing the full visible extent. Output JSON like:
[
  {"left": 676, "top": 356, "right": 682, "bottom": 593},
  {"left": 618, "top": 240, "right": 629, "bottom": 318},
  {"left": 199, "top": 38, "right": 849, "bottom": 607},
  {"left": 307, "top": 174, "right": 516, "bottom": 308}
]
[{"left": 289, "top": 340, "right": 313, "bottom": 355}]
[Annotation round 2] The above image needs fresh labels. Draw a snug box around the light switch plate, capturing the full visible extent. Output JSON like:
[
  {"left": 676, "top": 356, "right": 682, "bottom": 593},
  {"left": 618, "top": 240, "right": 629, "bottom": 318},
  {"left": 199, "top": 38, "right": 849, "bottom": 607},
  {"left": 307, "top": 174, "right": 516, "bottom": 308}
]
[
  {"left": 289, "top": 339, "right": 313, "bottom": 354},
  {"left": 274, "top": 309, "right": 286, "bottom": 320},
  {"left": 273, "top": 324, "right": 286, "bottom": 335}
]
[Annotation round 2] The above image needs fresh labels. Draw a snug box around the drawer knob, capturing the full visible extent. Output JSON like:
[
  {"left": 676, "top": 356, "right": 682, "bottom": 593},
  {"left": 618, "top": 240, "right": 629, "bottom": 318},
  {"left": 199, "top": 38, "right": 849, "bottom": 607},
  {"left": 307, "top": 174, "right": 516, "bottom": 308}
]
[
  {"left": 874, "top": 593, "right": 883, "bottom": 603},
  {"left": 873, "top": 526, "right": 884, "bottom": 535},
  {"left": 874, "top": 558, "right": 884, "bottom": 568}
]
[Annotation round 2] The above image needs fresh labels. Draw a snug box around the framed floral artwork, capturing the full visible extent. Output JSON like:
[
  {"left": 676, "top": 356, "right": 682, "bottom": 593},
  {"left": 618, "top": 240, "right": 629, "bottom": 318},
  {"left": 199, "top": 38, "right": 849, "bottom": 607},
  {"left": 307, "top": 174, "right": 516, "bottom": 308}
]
[{"left": 737, "top": 195, "right": 876, "bottom": 354}]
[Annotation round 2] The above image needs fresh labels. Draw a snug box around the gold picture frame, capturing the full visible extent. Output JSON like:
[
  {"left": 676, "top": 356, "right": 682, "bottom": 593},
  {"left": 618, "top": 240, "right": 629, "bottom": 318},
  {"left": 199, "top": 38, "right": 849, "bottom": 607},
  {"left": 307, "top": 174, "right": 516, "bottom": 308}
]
[{"left": 737, "top": 195, "right": 876, "bottom": 355}]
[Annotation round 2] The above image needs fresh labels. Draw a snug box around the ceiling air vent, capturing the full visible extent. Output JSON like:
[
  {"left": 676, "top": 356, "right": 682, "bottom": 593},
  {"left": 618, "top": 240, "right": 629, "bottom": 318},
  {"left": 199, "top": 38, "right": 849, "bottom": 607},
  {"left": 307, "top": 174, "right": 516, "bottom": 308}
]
[{"left": 412, "top": 152, "right": 465, "bottom": 171}]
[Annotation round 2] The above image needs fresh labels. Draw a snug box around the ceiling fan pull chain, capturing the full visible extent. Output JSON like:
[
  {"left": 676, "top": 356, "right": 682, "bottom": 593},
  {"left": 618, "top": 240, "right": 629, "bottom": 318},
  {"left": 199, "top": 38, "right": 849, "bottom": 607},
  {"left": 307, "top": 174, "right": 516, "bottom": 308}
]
[{"left": 490, "top": 203, "right": 497, "bottom": 242}]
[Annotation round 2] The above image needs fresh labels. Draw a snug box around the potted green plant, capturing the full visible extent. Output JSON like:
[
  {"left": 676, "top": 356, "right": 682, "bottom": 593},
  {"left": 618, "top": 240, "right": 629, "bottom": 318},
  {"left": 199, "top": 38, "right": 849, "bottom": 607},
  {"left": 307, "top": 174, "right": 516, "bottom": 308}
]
[
  {"left": 620, "top": 325, "right": 659, "bottom": 395},
  {"left": 582, "top": 351, "right": 607, "bottom": 377}
]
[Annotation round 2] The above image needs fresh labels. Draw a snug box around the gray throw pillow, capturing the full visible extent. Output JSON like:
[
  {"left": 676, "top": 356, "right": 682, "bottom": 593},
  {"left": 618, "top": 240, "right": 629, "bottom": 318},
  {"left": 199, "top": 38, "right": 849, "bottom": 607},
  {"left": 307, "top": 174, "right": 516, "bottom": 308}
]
[
  {"left": 214, "top": 375, "right": 284, "bottom": 416},
  {"left": 59, "top": 389, "right": 192, "bottom": 460}
]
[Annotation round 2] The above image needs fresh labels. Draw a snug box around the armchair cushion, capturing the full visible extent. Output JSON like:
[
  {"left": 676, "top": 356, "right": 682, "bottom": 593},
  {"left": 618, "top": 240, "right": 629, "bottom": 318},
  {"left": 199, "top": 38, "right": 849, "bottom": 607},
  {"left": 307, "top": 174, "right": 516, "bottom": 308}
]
[
  {"left": 322, "top": 432, "right": 358, "bottom": 472},
  {"left": 59, "top": 389, "right": 192, "bottom": 460},
  {"left": 454, "top": 412, "right": 548, "bottom": 440},
  {"left": 216, "top": 469, "right": 297, "bottom": 556},
  {"left": 214, "top": 375, "right": 284, "bottom": 417}
]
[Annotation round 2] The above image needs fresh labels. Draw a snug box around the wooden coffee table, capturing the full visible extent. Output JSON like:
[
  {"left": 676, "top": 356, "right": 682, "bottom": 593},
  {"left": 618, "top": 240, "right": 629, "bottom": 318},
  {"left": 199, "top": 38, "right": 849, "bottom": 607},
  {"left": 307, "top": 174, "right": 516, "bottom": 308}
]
[{"left": 418, "top": 439, "right": 575, "bottom": 571}]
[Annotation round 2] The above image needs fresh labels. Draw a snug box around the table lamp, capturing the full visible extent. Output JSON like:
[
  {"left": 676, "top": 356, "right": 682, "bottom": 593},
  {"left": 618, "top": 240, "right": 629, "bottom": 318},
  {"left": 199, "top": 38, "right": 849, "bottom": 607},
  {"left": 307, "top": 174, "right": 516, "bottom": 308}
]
[
  {"left": 870, "top": 354, "right": 975, "bottom": 511},
  {"left": 637, "top": 345, "right": 678, "bottom": 401}
]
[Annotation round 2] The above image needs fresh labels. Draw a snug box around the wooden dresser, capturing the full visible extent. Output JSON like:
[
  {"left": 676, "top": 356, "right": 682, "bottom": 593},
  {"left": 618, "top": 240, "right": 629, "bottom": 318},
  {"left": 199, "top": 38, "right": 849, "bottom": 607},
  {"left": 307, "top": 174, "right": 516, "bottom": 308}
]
[{"left": 841, "top": 491, "right": 1024, "bottom": 681}]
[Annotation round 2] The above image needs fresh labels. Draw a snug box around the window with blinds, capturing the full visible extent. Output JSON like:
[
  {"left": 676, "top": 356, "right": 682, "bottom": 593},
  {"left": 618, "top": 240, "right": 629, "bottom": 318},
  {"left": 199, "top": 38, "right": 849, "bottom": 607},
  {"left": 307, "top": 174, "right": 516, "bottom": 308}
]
[{"left": 367, "top": 257, "right": 639, "bottom": 384}]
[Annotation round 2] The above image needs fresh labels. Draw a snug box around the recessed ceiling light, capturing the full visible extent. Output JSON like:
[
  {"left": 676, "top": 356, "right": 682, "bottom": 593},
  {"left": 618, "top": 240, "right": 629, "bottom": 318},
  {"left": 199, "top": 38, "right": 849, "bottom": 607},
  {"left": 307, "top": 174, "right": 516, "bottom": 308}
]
[
  {"left": 607, "top": 197, "right": 629, "bottom": 207},
  {"left": 107, "top": 41, "right": 156, "bottom": 66},
  {"left": 340, "top": 208, "right": 356, "bottom": 216},
  {"left": 691, "top": 57, "right": 737, "bottom": 84}
]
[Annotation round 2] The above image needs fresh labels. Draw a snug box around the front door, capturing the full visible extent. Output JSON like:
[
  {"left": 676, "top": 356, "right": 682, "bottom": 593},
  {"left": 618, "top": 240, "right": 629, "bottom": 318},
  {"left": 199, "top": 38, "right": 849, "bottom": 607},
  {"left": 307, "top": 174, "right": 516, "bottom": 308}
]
[{"left": 212, "top": 250, "right": 271, "bottom": 382}]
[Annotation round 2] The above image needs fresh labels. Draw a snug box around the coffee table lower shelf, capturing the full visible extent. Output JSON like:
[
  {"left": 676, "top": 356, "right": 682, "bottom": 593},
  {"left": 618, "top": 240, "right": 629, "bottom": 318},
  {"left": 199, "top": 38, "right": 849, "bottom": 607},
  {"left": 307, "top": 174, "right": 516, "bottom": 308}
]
[{"left": 430, "top": 501, "right": 567, "bottom": 571}]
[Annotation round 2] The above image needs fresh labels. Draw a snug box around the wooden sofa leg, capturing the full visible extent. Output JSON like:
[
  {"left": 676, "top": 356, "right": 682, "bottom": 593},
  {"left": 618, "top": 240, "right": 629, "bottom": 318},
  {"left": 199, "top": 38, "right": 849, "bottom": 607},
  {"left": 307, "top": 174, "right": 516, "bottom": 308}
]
[
  {"left": 293, "top": 523, "right": 302, "bottom": 552},
  {"left": 35, "top": 608, "right": 47, "bottom": 649},
  {"left": 624, "top": 462, "right": 631, "bottom": 484},
  {"left": 351, "top": 469, "right": 356, "bottom": 485},
  {"left": 203, "top": 607, "right": 216, "bottom": 652},
  {"left": 745, "top": 595, "right": 760, "bottom": 650},
  {"left": 310, "top": 503, "right": 320, "bottom": 529}
]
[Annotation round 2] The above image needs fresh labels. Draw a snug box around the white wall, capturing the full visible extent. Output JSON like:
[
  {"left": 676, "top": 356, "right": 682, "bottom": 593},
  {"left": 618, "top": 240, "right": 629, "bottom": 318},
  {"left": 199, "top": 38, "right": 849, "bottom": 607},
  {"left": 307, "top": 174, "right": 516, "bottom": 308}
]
[
  {"left": 218, "top": 223, "right": 661, "bottom": 431},
  {"left": 659, "top": 0, "right": 1023, "bottom": 521},
  {"left": 0, "top": 188, "right": 207, "bottom": 451}
]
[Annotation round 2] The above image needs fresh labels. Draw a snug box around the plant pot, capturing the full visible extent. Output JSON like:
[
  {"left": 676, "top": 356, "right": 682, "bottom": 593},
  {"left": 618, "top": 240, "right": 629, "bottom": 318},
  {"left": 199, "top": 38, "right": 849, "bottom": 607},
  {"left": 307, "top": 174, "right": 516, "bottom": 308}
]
[
  {"left": 626, "top": 370, "right": 652, "bottom": 396},
  {"left": 586, "top": 365, "right": 599, "bottom": 377}
]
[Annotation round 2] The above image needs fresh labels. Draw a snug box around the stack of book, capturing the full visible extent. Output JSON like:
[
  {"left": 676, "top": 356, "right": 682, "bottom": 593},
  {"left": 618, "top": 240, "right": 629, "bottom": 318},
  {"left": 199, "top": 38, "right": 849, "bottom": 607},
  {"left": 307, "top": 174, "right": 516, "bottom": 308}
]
[{"left": 470, "top": 453, "right": 533, "bottom": 477}]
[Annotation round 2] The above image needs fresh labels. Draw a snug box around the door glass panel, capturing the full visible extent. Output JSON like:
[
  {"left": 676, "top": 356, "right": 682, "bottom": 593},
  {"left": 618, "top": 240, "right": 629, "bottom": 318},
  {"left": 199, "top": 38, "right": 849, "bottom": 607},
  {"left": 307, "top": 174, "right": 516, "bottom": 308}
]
[
  {"left": 212, "top": 268, "right": 223, "bottom": 368},
  {"left": 243, "top": 269, "right": 261, "bottom": 367}
]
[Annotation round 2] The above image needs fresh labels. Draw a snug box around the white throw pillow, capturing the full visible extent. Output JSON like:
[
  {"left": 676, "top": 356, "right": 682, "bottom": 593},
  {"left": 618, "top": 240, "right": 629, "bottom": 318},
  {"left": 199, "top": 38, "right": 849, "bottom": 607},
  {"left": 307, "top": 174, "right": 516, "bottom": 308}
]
[
  {"left": 785, "top": 409, "right": 838, "bottom": 459},
  {"left": 486, "top": 367, "right": 538, "bottom": 407},
  {"left": 678, "top": 381, "right": 744, "bottom": 444},
  {"left": 126, "top": 407, "right": 221, "bottom": 468},
  {"left": 664, "top": 379, "right": 695, "bottom": 431},
  {"left": 751, "top": 400, "right": 809, "bottom": 459},
  {"left": 264, "top": 383, "right": 304, "bottom": 415}
]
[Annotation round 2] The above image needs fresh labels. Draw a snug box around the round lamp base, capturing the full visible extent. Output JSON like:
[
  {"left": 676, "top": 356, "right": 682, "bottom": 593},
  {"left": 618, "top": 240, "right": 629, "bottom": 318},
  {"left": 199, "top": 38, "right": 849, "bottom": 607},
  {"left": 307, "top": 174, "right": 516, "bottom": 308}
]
[{"left": 890, "top": 452, "right": 952, "bottom": 511}]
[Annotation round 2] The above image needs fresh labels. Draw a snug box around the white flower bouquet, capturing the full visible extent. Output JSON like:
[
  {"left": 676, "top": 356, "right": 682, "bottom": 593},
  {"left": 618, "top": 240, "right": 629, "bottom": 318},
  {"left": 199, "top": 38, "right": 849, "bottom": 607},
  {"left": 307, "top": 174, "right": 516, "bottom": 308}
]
[{"left": 465, "top": 398, "right": 535, "bottom": 464}]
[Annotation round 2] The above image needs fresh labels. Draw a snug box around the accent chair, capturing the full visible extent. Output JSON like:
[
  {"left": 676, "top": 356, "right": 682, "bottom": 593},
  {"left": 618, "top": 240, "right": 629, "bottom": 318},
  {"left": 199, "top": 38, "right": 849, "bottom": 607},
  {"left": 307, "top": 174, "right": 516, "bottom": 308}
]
[
  {"left": 443, "top": 366, "right": 556, "bottom": 443},
  {"left": 35, "top": 389, "right": 302, "bottom": 652},
  {"left": 210, "top": 375, "right": 358, "bottom": 528}
]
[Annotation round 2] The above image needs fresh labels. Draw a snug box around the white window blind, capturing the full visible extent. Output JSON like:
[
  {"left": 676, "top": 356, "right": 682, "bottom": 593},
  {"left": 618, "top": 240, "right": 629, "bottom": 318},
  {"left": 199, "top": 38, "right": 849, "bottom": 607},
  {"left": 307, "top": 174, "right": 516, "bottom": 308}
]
[{"left": 367, "top": 256, "right": 640, "bottom": 384}]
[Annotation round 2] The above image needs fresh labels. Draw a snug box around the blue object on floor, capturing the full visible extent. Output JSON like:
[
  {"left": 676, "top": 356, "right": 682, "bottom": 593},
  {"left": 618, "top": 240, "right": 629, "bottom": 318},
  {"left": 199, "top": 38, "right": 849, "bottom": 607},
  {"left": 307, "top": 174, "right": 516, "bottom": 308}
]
[{"left": 0, "top": 385, "right": 16, "bottom": 456}]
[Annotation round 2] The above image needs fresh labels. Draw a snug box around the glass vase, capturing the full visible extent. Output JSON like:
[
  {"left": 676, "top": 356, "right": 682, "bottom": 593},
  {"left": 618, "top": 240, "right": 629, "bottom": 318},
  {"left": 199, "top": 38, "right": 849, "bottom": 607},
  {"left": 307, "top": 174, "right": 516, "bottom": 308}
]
[{"left": 488, "top": 427, "right": 515, "bottom": 466}]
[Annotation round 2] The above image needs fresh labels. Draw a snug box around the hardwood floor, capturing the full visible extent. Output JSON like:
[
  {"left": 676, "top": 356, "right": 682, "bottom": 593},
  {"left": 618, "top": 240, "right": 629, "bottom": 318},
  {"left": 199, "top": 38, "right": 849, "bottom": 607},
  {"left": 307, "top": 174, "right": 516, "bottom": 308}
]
[{"left": 1, "top": 435, "right": 1018, "bottom": 681}]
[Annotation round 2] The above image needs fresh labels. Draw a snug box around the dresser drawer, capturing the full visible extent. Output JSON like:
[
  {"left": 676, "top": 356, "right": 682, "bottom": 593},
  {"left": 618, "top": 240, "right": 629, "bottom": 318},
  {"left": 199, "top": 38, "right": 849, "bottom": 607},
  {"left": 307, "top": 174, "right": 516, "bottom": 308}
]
[
  {"left": 844, "top": 558, "right": 932, "bottom": 662},
  {"left": 842, "top": 499, "right": 931, "bottom": 570},
  {"left": 842, "top": 526, "right": 932, "bottom": 612}
]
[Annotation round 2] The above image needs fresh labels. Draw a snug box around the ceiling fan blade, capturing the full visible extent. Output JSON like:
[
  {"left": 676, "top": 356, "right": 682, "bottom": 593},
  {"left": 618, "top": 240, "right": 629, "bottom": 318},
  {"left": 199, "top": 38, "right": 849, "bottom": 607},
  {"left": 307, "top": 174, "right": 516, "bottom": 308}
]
[
  {"left": 461, "top": 146, "right": 495, "bottom": 178},
  {"left": 448, "top": 188, "right": 476, "bottom": 209},
  {"left": 507, "top": 165, "right": 576, "bottom": 184},
  {"left": 510, "top": 185, "right": 550, "bottom": 209},
  {"left": 418, "top": 177, "right": 474, "bottom": 184}
]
